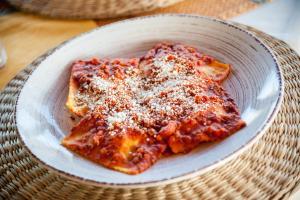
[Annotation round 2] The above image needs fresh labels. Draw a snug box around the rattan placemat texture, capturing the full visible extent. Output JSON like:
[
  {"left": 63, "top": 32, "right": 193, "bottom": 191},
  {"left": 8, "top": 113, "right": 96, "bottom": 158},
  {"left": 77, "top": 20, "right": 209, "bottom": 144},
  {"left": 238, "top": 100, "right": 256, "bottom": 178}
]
[
  {"left": 6, "top": 0, "right": 183, "bottom": 19},
  {"left": 143, "top": 0, "right": 259, "bottom": 20},
  {"left": 7, "top": 0, "right": 259, "bottom": 19},
  {"left": 0, "top": 24, "right": 299, "bottom": 200}
]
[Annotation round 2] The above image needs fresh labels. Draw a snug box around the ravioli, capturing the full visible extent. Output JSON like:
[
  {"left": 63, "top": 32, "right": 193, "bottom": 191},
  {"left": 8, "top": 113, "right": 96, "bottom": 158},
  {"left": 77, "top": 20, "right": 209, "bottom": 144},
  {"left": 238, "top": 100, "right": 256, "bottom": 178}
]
[
  {"left": 62, "top": 42, "right": 245, "bottom": 174},
  {"left": 62, "top": 112, "right": 165, "bottom": 174}
]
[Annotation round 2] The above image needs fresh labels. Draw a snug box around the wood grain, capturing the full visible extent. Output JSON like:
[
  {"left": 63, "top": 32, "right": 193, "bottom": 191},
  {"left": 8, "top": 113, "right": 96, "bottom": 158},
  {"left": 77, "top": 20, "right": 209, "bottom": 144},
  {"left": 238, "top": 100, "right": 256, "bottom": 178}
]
[{"left": 0, "top": 13, "right": 97, "bottom": 89}]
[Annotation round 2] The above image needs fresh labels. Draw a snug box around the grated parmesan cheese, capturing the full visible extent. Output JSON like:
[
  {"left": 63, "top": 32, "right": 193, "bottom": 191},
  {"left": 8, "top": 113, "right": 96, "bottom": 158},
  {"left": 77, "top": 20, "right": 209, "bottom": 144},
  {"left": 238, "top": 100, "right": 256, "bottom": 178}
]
[
  {"left": 92, "top": 76, "right": 113, "bottom": 90},
  {"left": 74, "top": 52, "right": 224, "bottom": 133}
]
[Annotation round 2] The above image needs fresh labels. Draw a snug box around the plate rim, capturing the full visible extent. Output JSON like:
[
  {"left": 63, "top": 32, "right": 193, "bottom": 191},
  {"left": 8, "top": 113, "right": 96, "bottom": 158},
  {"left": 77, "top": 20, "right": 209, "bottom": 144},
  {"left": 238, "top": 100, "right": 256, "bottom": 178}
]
[{"left": 14, "top": 14, "right": 284, "bottom": 188}]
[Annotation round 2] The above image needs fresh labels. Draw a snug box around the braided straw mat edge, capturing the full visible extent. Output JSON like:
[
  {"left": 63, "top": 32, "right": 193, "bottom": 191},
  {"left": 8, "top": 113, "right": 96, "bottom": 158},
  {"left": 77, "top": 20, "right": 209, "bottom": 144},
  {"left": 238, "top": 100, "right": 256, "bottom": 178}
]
[
  {"left": 7, "top": 0, "right": 258, "bottom": 20},
  {"left": 0, "top": 23, "right": 300, "bottom": 200},
  {"left": 7, "top": 0, "right": 184, "bottom": 19}
]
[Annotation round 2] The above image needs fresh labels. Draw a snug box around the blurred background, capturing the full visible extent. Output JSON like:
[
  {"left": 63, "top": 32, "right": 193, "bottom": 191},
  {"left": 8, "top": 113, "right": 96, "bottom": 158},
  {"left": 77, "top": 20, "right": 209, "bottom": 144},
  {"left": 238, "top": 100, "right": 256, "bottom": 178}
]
[{"left": 0, "top": 0, "right": 299, "bottom": 199}]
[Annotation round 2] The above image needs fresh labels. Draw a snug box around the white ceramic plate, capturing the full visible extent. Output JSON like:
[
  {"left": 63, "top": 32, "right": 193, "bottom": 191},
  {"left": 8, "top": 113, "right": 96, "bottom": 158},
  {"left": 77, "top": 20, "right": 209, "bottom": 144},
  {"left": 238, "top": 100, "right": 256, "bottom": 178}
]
[{"left": 16, "top": 14, "right": 284, "bottom": 188}]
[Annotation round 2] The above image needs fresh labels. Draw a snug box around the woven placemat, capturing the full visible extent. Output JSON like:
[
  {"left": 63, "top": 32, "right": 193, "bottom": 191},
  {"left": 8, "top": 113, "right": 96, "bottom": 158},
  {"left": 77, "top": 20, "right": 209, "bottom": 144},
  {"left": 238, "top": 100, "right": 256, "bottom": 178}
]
[
  {"left": 7, "top": 0, "right": 259, "bottom": 19},
  {"left": 0, "top": 23, "right": 300, "bottom": 200},
  {"left": 143, "top": 0, "right": 260, "bottom": 20},
  {"left": 95, "top": 0, "right": 260, "bottom": 26},
  {"left": 7, "top": 0, "right": 184, "bottom": 19}
]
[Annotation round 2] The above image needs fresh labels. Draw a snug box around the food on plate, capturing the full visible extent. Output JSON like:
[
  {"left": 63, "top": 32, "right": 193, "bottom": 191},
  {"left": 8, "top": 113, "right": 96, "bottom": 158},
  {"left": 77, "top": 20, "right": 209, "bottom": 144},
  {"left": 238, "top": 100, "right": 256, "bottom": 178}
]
[
  {"left": 66, "top": 58, "right": 139, "bottom": 117},
  {"left": 62, "top": 42, "right": 245, "bottom": 174}
]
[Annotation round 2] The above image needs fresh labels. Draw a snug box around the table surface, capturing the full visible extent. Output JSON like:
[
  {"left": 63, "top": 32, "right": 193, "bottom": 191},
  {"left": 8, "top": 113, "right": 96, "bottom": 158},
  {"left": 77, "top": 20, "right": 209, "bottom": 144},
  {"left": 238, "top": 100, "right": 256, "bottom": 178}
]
[
  {"left": 0, "top": 0, "right": 299, "bottom": 198},
  {"left": 233, "top": 0, "right": 300, "bottom": 55}
]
